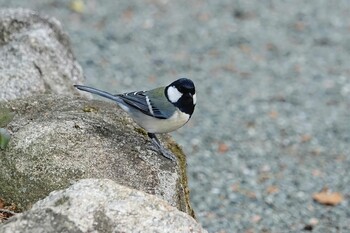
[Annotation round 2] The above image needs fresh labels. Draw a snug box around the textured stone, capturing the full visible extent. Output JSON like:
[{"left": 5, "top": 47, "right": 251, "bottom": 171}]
[
  {"left": 0, "top": 8, "right": 84, "bottom": 101},
  {"left": 0, "top": 179, "right": 206, "bottom": 233},
  {"left": 0, "top": 95, "right": 193, "bottom": 216}
]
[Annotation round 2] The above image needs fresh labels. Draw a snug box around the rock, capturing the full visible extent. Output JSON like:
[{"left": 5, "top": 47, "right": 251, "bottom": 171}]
[
  {"left": 0, "top": 8, "right": 84, "bottom": 101},
  {"left": 0, "top": 95, "right": 194, "bottom": 217},
  {"left": 0, "top": 179, "right": 207, "bottom": 233}
]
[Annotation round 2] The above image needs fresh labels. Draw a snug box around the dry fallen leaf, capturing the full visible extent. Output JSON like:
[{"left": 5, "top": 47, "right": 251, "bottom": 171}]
[
  {"left": 268, "top": 110, "right": 278, "bottom": 119},
  {"left": 218, "top": 142, "right": 229, "bottom": 153},
  {"left": 313, "top": 189, "right": 343, "bottom": 206},
  {"left": 266, "top": 185, "right": 279, "bottom": 194},
  {"left": 300, "top": 134, "right": 312, "bottom": 143}
]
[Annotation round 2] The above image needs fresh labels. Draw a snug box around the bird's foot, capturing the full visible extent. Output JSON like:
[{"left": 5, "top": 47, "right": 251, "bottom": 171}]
[{"left": 148, "top": 133, "right": 176, "bottom": 162}]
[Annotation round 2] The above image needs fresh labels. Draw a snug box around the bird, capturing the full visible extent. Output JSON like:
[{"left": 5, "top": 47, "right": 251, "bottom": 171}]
[{"left": 74, "top": 78, "right": 196, "bottom": 162}]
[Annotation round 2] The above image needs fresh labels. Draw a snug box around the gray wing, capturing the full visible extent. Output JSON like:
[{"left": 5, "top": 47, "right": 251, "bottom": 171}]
[{"left": 117, "top": 90, "right": 175, "bottom": 119}]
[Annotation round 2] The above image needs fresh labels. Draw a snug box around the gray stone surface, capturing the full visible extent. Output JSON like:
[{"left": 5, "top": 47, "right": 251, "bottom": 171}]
[
  {"left": 0, "top": 8, "right": 84, "bottom": 101},
  {"left": 0, "top": 95, "right": 193, "bottom": 215},
  {"left": 0, "top": 179, "right": 206, "bottom": 233}
]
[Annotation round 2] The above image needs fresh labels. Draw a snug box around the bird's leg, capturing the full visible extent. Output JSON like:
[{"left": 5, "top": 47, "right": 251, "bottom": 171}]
[{"left": 147, "top": 133, "right": 176, "bottom": 162}]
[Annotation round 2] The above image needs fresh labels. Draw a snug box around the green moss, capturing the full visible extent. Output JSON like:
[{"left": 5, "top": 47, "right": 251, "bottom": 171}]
[
  {"left": 167, "top": 139, "right": 196, "bottom": 219},
  {"left": 82, "top": 105, "right": 99, "bottom": 113},
  {"left": 94, "top": 210, "right": 114, "bottom": 232},
  {"left": 0, "top": 107, "right": 15, "bottom": 127},
  {"left": 134, "top": 127, "right": 148, "bottom": 137},
  {"left": 54, "top": 195, "right": 70, "bottom": 207},
  {"left": 0, "top": 143, "right": 84, "bottom": 211},
  {"left": 0, "top": 128, "right": 11, "bottom": 150}
]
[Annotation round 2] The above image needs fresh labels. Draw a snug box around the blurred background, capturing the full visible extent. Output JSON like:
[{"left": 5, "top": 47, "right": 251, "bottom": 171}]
[{"left": 1, "top": 0, "right": 349, "bottom": 232}]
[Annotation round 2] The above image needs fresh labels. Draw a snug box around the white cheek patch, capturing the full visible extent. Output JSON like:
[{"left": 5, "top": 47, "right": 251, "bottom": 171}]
[
  {"left": 192, "top": 93, "right": 197, "bottom": 105},
  {"left": 167, "top": 86, "right": 183, "bottom": 103}
]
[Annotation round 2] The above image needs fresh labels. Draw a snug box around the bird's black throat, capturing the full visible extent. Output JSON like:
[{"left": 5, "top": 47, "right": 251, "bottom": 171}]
[{"left": 173, "top": 94, "right": 195, "bottom": 116}]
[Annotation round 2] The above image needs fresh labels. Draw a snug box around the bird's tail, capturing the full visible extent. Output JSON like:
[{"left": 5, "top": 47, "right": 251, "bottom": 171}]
[{"left": 74, "top": 85, "right": 120, "bottom": 102}]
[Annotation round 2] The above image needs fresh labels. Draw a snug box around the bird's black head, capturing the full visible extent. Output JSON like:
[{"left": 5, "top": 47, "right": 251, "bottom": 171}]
[{"left": 165, "top": 78, "right": 196, "bottom": 116}]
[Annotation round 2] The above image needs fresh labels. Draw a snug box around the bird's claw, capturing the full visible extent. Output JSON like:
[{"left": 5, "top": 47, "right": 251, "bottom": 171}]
[{"left": 147, "top": 139, "right": 176, "bottom": 162}]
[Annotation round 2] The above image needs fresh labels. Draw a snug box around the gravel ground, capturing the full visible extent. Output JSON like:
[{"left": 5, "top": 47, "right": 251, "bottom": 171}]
[{"left": 1, "top": 1, "right": 350, "bottom": 232}]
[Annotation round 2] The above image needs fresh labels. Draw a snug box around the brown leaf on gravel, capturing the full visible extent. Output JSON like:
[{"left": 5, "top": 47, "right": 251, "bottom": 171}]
[
  {"left": 268, "top": 110, "right": 278, "bottom": 119},
  {"left": 218, "top": 142, "right": 229, "bottom": 153},
  {"left": 244, "top": 191, "right": 257, "bottom": 199},
  {"left": 300, "top": 134, "right": 312, "bottom": 143},
  {"left": 121, "top": 7, "right": 134, "bottom": 22},
  {"left": 266, "top": 185, "right": 279, "bottom": 194},
  {"left": 312, "top": 189, "right": 343, "bottom": 206}
]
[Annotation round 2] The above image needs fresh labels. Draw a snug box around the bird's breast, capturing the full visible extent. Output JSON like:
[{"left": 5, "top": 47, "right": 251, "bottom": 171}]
[{"left": 133, "top": 109, "right": 190, "bottom": 134}]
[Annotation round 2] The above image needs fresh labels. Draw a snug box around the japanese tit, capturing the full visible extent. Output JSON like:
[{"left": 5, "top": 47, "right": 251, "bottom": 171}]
[{"left": 74, "top": 78, "right": 196, "bottom": 162}]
